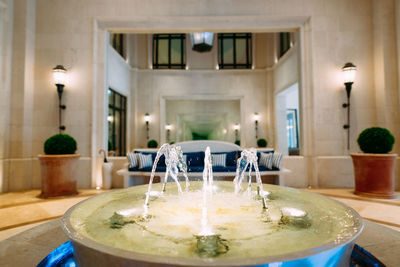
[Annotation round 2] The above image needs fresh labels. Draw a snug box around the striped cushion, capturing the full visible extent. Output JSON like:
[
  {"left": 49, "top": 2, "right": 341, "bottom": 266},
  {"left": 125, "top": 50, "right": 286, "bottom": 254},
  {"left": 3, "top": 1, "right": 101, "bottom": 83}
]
[
  {"left": 138, "top": 153, "right": 153, "bottom": 169},
  {"left": 259, "top": 152, "right": 273, "bottom": 169},
  {"left": 211, "top": 154, "right": 226, "bottom": 167},
  {"left": 126, "top": 152, "right": 138, "bottom": 168},
  {"left": 272, "top": 152, "right": 283, "bottom": 169}
]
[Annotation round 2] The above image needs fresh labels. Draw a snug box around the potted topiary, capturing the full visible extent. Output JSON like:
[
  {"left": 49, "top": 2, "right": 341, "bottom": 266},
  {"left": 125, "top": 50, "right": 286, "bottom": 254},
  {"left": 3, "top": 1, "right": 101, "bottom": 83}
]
[
  {"left": 257, "top": 138, "right": 267, "bottom": 148},
  {"left": 351, "top": 127, "right": 397, "bottom": 198},
  {"left": 38, "top": 134, "right": 80, "bottom": 198},
  {"left": 147, "top": 139, "right": 158, "bottom": 148}
]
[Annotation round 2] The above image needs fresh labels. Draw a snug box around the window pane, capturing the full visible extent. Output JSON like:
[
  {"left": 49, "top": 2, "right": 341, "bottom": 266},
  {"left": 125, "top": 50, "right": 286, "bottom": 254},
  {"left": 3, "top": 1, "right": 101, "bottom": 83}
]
[
  {"left": 121, "top": 111, "right": 126, "bottom": 155},
  {"left": 170, "top": 38, "right": 182, "bottom": 64},
  {"left": 222, "top": 39, "right": 234, "bottom": 64},
  {"left": 235, "top": 38, "right": 247, "bottom": 64},
  {"left": 108, "top": 89, "right": 113, "bottom": 106},
  {"left": 107, "top": 89, "right": 127, "bottom": 156},
  {"left": 114, "top": 110, "right": 120, "bottom": 155},
  {"left": 158, "top": 39, "right": 169, "bottom": 64},
  {"left": 115, "top": 94, "right": 121, "bottom": 108},
  {"left": 108, "top": 108, "right": 113, "bottom": 150},
  {"left": 121, "top": 97, "right": 126, "bottom": 111}
]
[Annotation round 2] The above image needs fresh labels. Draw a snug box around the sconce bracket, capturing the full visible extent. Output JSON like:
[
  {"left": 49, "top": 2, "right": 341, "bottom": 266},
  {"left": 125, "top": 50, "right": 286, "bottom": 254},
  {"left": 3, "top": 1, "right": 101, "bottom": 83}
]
[
  {"left": 342, "top": 103, "right": 350, "bottom": 108},
  {"left": 56, "top": 84, "right": 64, "bottom": 100},
  {"left": 343, "top": 125, "right": 349, "bottom": 129},
  {"left": 59, "top": 125, "right": 66, "bottom": 131},
  {"left": 345, "top": 82, "right": 353, "bottom": 98}
]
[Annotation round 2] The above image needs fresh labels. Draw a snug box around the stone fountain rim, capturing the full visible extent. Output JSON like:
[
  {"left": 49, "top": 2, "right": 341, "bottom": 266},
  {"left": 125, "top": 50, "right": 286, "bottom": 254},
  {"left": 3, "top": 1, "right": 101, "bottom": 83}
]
[{"left": 61, "top": 181, "right": 364, "bottom": 266}]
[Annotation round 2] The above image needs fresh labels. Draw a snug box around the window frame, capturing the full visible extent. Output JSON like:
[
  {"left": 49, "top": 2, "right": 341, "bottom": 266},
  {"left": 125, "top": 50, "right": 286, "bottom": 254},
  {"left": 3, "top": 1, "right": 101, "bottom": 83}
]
[
  {"left": 218, "top": 33, "right": 252, "bottom": 69},
  {"left": 152, "top": 34, "right": 186, "bottom": 69},
  {"left": 108, "top": 88, "right": 127, "bottom": 156}
]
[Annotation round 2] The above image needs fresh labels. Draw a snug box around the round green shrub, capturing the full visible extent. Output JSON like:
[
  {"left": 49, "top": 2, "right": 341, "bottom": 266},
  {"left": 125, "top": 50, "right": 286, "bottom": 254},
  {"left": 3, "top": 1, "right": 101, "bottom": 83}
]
[
  {"left": 257, "top": 138, "right": 268, "bottom": 147},
  {"left": 147, "top": 139, "right": 158, "bottom": 148},
  {"left": 44, "top": 134, "right": 77, "bottom": 154},
  {"left": 357, "top": 127, "right": 395, "bottom": 153},
  {"left": 234, "top": 140, "right": 241, "bottom": 146}
]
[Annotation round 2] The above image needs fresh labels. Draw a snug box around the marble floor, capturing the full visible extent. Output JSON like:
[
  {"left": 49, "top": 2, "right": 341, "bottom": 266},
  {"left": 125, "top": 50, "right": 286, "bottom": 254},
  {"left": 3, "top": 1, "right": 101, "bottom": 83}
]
[{"left": 0, "top": 187, "right": 399, "bottom": 241}]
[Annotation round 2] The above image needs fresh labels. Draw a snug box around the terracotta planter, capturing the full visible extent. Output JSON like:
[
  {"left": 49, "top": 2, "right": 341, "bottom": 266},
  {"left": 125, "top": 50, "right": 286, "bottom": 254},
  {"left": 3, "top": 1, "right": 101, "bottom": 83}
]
[
  {"left": 351, "top": 153, "right": 397, "bottom": 199},
  {"left": 38, "top": 154, "right": 80, "bottom": 198}
]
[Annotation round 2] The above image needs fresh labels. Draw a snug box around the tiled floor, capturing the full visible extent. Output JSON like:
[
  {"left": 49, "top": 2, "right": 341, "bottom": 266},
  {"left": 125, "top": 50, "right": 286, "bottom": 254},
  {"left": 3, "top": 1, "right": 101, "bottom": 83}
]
[{"left": 0, "top": 188, "right": 399, "bottom": 241}]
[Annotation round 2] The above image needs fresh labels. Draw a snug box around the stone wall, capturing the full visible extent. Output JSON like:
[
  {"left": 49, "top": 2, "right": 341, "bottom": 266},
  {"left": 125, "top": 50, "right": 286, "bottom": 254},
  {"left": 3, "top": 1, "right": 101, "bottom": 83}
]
[{"left": 1, "top": 0, "right": 399, "bottom": 191}]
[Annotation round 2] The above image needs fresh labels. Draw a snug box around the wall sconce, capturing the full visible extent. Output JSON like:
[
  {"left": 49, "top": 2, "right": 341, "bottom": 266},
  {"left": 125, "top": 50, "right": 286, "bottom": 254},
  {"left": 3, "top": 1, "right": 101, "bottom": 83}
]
[
  {"left": 144, "top": 113, "right": 150, "bottom": 140},
  {"left": 165, "top": 124, "right": 172, "bottom": 143},
  {"left": 52, "top": 65, "right": 67, "bottom": 132},
  {"left": 233, "top": 123, "right": 240, "bottom": 141},
  {"left": 342, "top": 62, "right": 356, "bottom": 150},
  {"left": 253, "top": 113, "right": 260, "bottom": 140}
]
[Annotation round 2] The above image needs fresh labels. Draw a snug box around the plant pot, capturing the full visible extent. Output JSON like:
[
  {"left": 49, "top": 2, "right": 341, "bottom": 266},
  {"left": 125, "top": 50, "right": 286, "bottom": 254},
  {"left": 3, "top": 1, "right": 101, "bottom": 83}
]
[
  {"left": 38, "top": 154, "right": 80, "bottom": 198},
  {"left": 350, "top": 153, "right": 397, "bottom": 199}
]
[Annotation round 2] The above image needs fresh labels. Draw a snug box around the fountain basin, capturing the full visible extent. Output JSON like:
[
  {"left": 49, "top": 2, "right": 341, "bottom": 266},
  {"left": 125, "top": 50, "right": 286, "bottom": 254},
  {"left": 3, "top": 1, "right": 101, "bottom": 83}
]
[{"left": 61, "top": 182, "right": 363, "bottom": 266}]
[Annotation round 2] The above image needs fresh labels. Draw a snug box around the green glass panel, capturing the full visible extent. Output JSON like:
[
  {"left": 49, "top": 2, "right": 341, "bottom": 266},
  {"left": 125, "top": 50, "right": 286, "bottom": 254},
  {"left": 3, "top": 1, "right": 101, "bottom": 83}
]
[
  {"left": 114, "top": 110, "right": 120, "bottom": 155},
  {"left": 158, "top": 39, "right": 169, "bottom": 64},
  {"left": 222, "top": 39, "right": 233, "bottom": 64},
  {"left": 115, "top": 94, "right": 121, "bottom": 108},
  {"left": 108, "top": 89, "right": 113, "bottom": 106},
  {"left": 236, "top": 38, "right": 247, "bottom": 64},
  {"left": 170, "top": 39, "right": 182, "bottom": 64}
]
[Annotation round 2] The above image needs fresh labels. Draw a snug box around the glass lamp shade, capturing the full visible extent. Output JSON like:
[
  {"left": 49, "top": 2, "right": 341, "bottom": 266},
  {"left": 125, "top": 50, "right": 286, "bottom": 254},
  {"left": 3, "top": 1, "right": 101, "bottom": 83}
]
[
  {"left": 190, "top": 32, "right": 214, "bottom": 52},
  {"left": 342, "top": 62, "right": 356, "bottom": 84},
  {"left": 253, "top": 113, "right": 260, "bottom": 122},
  {"left": 233, "top": 124, "right": 240, "bottom": 130},
  {"left": 144, "top": 113, "right": 150, "bottom": 123},
  {"left": 165, "top": 124, "right": 172, "bottom": 130},
  {"left": 52, "top": 65, "right": 67, "bottom": 86}
]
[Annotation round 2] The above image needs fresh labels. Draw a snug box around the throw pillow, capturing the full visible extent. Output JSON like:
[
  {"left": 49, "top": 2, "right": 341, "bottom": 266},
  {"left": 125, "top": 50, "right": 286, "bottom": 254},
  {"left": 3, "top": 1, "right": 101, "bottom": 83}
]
[
  {"left": 211, "top": 154, "right": 226, "bottom": 167},
  {"left": 272, "top": 152, "right": 283, "bottom": 169},
  {"left": 138, "top": 153, "right": 153, "bottom": 169},
  {"left": 259, "top": 152, "right": 273, "bottom": 169},
  {"left": 126, "top": 152, "right": 138, "bottom": 168}
]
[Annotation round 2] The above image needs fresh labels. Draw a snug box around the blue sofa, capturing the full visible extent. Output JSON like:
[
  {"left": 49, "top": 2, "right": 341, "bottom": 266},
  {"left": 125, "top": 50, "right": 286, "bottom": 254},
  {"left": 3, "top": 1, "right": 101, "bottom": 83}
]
[{"left": 117, "top": 140, "right": 288, "bottom": 187}]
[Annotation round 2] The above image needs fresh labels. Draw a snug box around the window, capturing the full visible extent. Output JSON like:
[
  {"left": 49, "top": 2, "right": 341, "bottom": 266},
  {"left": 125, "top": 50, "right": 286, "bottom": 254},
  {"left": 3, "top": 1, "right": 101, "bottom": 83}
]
[
  {"left": 108, "top": 89, "right": 127, "bottom": 156},
  {"left": 110, "top": 33, "right": 126, "bottom": 59},
  {"left": 153, "top": 34, "right": 186, "bottom": 69},
  {"left": 218, "top": 33, "right": 252, "bottom": 69},
  {"left": 279, "top": 32, "right": 291, "bottom": 57},
  {"left": 286, "top": 108, "right": 299, "bottom": 156}
]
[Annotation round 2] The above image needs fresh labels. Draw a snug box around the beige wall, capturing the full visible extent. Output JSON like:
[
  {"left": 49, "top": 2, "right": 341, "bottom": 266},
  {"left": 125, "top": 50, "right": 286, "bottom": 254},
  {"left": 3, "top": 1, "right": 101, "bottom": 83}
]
[
  {"left": 133, "top": 69, "right": 269, "bottom": 149},
  {"left": 0, "top": 0, "right": 14, "bottom": 192},
  {"left": 2, "top": 0, "right": 400, "bottom": 191}
]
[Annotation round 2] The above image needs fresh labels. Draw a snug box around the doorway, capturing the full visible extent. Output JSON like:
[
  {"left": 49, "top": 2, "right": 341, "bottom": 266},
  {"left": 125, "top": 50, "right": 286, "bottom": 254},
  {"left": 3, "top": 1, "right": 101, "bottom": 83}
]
[{"left": 275, "top": 83, "right": 300, "bottom": 155}]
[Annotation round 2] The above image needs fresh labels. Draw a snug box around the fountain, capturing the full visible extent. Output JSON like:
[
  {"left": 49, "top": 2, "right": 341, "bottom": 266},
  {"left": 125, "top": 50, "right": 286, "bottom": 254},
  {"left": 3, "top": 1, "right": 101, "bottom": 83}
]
[{"left": 62, "top": 144, "right": 363, "bottom": 266}]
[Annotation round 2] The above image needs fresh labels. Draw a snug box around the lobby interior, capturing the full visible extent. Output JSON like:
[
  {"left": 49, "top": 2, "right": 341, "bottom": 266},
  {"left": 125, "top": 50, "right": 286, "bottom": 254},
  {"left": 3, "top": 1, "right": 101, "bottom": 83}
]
[{"left": 1, "top": 0, "right": 400, "bottom": 265}]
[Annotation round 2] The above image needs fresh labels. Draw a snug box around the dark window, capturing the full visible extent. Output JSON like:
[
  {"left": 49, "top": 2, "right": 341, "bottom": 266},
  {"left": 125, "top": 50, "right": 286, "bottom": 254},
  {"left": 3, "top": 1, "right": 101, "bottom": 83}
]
[
  {"left": 153, "top": 34, "right": 186, "bottom": 69},
  {"left": 108, "top": 88, "right": 127, "bottom": 156},
  {"left": 279, "top": 32, "right": 291, "bottom": 57},
  {"left": 110, "top": 33, "right": 126, "bottom": 59},
  {"left": 218, "top": 33, "right": 252, "bottom": 69}
]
